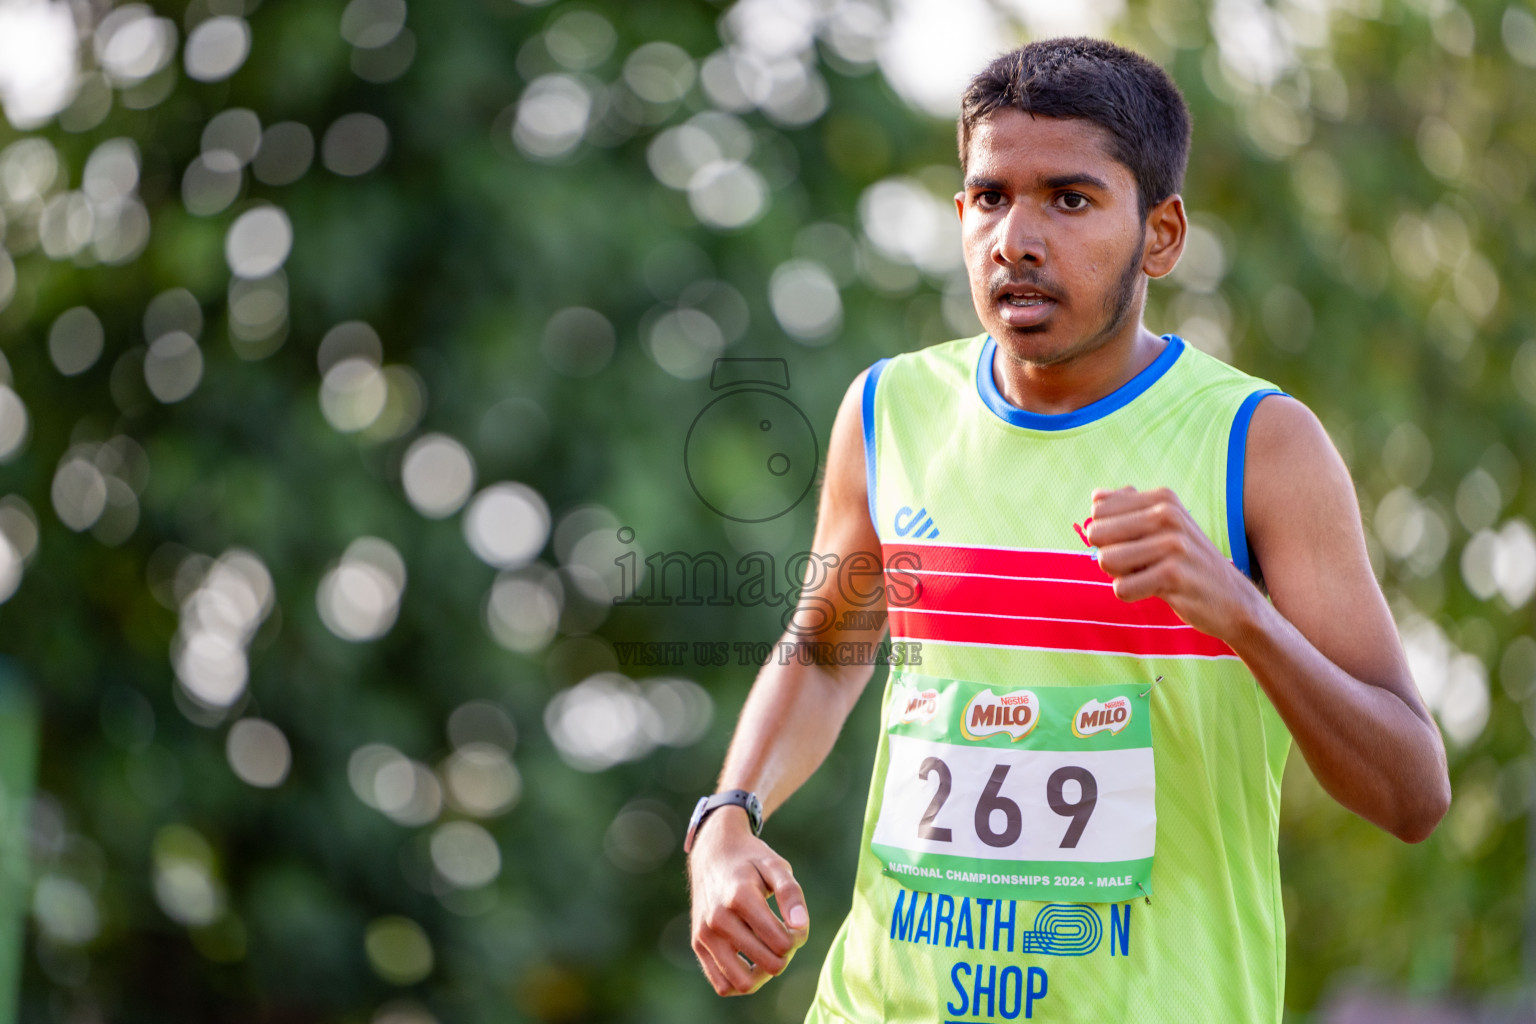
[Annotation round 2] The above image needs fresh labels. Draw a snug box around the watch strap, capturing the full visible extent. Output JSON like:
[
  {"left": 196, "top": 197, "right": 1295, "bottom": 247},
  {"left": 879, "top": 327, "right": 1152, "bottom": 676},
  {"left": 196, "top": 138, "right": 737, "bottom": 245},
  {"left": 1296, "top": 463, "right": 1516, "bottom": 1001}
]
[{"left": 684, "top": 789, "right": 763, "bottom": 854}]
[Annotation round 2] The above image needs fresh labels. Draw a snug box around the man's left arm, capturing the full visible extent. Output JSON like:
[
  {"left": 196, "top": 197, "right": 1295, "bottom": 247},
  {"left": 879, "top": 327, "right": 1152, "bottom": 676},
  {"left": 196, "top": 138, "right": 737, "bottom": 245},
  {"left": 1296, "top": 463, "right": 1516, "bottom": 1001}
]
[{"left": 1085, "top": 395, "right": 1451, "bottom": 843}]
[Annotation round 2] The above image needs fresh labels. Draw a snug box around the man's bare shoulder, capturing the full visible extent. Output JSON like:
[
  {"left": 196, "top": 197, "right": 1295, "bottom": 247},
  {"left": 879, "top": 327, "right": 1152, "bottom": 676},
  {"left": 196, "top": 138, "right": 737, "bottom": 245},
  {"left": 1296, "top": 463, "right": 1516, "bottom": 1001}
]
[
  {"left": 1246, "top": 394, "right": 1345, "bottom": 488},
  {"left": 1242, "top": 394, "right": 1357, "bottom": 542},
  {"left": 1240, "top": 393, "right": 1395, "bottom": 644}
]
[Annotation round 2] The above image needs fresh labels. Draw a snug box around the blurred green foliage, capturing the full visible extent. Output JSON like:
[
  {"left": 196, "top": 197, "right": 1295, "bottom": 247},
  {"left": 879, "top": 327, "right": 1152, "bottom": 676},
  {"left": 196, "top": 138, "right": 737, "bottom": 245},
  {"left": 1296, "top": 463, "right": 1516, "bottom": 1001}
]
[{"left": 0, "top": 0, "right": 1534, "bottom": 1021}]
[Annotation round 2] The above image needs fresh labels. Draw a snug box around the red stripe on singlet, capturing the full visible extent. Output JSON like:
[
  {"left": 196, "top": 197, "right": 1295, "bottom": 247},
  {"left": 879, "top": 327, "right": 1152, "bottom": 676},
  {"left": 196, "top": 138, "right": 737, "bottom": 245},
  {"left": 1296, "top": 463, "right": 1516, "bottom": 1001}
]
[{"left": 882, "top": 542, "right": 1236, "bottom": 659}]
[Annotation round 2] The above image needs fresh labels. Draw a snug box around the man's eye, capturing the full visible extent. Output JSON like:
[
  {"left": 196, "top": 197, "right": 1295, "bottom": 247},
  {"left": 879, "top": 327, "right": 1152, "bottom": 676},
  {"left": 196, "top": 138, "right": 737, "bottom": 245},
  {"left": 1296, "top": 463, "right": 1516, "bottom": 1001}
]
[
  {"left": 975, "top": 191, "right": 1004, "bottom": 208},
  {"left": 1058, "top": 192, "right": 1089, "bottom": 211}
]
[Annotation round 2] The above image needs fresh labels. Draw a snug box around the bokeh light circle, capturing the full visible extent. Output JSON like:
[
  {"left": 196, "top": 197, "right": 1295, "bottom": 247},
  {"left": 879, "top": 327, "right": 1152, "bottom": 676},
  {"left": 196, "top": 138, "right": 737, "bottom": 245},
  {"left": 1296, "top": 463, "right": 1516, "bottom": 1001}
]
[
  {"left": 364, "top": 917, "right": 433, "bottom": 985},
  {"left": 143, "top": 331, "right": 204, "bottom": 403},
  {"left": 441, "top": 743, "right": 521, "bottom": 817},
  {"left": 317, "top": 537, "right": 406, "bottom": 642},
  {"left": 226, "top": 206, "right": 293, "bottom": 279},
  {"left": 429, "top": 821, "right": 501, "bottom": 889},
  {"left": 0, "top": 387, "right": 26, "bottom": 461},
  {"left": 401, "top": 434, "right": 476, "bottom": 518},
  {"left": 322, "top": 113, "right": 390, "bottom": 176},
  {"left": 184, "top": 17, "right": 251, "bottom": 83},
  {"left": 226, "top": 718, "right": 291, "bottom": 788},
  {"left": 462, "top": 483, "right": 550, "bottom": 570},
  {"left": 49, "top": 307, "right": 105, "bottom": 376}
]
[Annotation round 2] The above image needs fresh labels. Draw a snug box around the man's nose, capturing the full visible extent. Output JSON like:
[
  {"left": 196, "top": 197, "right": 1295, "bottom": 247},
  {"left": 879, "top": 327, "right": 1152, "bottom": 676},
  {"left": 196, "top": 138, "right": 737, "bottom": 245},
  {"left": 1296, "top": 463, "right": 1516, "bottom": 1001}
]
[{"left": 993, "top": 209, "right": 1046, "bottom": 267}]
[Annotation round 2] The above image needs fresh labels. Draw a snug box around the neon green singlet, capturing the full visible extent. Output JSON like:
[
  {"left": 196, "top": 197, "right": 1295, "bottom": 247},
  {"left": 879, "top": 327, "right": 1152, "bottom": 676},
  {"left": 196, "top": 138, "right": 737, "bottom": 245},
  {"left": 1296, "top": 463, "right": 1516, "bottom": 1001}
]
[{"left": 804, "top": 334, "right": 1291, "bottom": 1024}]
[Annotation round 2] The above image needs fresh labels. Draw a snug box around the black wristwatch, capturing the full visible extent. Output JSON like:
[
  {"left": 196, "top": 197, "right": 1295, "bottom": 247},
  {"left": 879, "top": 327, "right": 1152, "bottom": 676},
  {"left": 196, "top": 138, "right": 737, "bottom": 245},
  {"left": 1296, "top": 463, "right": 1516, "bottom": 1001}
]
[{"left": 684, "top": 790, "right": 763, "bottom": 854}]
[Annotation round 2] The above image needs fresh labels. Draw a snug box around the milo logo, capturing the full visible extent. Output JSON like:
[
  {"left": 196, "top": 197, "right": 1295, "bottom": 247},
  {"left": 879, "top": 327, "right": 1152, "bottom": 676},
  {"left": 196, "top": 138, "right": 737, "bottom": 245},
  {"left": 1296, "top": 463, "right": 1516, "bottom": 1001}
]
[
  {"left": 1072, "top": 695, "right": 1132, "bottom": 738},
  {"left": 960, "top": 688, "right": 1040, "bottom": 742},
  {"left": 895, "top": 687, "right": 940, "bottom": 725}
]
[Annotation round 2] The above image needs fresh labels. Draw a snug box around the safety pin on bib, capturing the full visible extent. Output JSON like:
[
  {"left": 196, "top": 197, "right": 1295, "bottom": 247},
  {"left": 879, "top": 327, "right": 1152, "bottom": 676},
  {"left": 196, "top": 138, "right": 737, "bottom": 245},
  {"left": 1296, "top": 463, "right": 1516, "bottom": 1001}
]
[{"left": 1137, "top": 882, "right": 1151, "bottom": 906}]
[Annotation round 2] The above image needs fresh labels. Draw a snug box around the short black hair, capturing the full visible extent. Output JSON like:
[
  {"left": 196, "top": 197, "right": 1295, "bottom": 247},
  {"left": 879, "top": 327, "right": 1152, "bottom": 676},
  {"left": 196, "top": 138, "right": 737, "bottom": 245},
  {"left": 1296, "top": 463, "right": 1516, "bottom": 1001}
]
[{"left": 958, "top": 38, "right": 1191, "bottom": 217}]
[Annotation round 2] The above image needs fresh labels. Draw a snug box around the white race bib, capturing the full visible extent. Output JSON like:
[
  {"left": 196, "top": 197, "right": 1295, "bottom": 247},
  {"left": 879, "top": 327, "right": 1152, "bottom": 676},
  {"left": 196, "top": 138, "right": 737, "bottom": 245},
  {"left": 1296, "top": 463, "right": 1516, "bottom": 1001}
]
[{"left": 871, "top": 677, "right": 1155, "bottom": 903}]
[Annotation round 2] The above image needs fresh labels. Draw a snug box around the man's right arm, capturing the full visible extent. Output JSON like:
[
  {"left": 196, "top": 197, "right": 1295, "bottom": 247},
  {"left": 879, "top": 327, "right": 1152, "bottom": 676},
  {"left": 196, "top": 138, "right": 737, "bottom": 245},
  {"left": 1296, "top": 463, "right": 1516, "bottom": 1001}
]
[{"left": 687, "top": 368, "right": 889, "bottom": 996}]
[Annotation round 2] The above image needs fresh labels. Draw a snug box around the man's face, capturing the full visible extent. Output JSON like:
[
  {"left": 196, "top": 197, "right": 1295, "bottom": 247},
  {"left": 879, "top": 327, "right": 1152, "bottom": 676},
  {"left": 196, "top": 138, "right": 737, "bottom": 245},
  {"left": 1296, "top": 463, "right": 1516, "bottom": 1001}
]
[{"left": 956, "top": 110, "right": 1150, "bottom": 366}]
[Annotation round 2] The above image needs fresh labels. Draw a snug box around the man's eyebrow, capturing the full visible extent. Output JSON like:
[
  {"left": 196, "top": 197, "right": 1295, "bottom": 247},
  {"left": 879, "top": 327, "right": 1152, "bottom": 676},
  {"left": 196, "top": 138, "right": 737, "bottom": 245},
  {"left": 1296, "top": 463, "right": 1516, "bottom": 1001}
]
[
  {"left": 1041, "top": 172, "right": 1111, "bottom": 191},
  {"left": 962, "top": 173, "right": 1114, "bottom": 192},
  {"left": 962, "top": 176, "right": 1007, "bottom": 192}
]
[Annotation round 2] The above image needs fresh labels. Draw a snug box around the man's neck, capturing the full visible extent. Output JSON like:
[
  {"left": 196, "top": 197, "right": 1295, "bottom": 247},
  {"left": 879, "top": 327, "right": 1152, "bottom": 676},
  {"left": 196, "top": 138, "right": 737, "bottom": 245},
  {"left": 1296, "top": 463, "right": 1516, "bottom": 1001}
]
[{"left": 990, "top": 325, "right": 1168, "bottom": 417}]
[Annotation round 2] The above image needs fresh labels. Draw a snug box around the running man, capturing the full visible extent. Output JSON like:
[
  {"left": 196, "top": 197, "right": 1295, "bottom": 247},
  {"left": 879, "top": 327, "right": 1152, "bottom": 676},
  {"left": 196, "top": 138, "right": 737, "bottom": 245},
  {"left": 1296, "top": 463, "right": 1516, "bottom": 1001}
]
[{"left": 685, "top": 38, "right": 1450, "bottom": 1022}]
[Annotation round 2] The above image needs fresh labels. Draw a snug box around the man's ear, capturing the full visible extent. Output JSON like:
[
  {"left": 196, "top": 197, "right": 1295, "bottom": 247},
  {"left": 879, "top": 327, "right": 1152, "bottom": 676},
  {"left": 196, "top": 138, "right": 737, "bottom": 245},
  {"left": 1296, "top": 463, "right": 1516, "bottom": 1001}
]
[
  {"left": 954, "top": 192, "right": 964, "bottom": 222},
  {"left": 1142, "top": 193, "right": 1187, "bottom": 279}
]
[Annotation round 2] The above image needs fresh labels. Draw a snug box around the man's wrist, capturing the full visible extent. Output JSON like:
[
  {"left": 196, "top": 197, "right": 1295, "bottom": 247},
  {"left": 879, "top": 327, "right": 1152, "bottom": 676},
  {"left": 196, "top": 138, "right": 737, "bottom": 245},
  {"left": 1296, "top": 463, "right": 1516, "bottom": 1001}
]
[
  {"left": 685, "top": 789, "right": 764, "bottom": 855},
  {"left": 687, "top": 804, "right": 751, "bottom": 854},
  {"left": 1223, "top": 567, "right": 1277, "bottom": 649}
]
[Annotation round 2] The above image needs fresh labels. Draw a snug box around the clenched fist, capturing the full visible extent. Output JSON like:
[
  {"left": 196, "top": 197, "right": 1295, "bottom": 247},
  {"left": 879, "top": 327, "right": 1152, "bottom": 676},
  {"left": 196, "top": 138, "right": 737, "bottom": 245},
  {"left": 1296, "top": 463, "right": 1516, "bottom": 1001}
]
[
  {"left": 1086, "top": 485, "right": 1264, "bottom": 642},
  {"left": 687, "top": 807, "right": 810, "bottom": 996}
]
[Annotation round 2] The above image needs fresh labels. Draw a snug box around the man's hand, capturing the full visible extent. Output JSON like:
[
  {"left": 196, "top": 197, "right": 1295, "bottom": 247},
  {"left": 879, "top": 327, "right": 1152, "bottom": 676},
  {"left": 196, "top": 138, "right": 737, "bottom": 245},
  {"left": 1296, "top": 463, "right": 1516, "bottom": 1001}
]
[
  {"left": 688, "top": 808, "right": 810, "bottom": 996},
  {"left": 1085, "top": 485, "right": 1262, "bottom": 640}
]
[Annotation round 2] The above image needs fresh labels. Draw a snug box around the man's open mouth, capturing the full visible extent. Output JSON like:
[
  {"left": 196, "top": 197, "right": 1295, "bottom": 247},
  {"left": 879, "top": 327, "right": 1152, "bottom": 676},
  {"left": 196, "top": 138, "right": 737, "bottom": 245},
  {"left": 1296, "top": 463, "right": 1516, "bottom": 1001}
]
[
  {"left": 996, "top": 283, "right": 1058, "bottom": 305},
  {"left": 992, "top": 284, "right": 1059, "bottom": 328}
]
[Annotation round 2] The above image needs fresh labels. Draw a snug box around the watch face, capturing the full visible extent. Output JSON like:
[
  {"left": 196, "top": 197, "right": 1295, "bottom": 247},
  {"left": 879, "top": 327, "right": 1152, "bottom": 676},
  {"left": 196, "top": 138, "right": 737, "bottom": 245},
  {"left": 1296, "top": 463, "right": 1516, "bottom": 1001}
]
[
  {"left": 684, "top": 796, "right": 710, "bottom": 854},
  {"left": 746, "top": 792, "right": 764, "bottom": 833}
]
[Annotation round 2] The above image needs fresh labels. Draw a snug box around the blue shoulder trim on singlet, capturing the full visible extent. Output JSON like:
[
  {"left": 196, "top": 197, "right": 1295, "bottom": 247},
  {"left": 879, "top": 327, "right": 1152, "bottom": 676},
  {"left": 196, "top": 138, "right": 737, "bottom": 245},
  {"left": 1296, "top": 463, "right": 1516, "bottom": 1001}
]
[
  {"left": 976, "top": 334, "right": 1185, "bottom": 430},
  {"left": 862, "top": 359, "right": 891, "bottom": 533},
  {"left": 1227, "top": 389, "right": 1287, "bottom": 579}
]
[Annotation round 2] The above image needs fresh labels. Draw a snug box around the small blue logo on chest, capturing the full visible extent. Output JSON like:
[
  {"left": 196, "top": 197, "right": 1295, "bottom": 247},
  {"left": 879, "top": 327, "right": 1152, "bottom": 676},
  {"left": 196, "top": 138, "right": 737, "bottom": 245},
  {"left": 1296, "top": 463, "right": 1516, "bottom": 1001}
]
[{"left": 895, "top": 506, "right": 940, "bottom": 540}]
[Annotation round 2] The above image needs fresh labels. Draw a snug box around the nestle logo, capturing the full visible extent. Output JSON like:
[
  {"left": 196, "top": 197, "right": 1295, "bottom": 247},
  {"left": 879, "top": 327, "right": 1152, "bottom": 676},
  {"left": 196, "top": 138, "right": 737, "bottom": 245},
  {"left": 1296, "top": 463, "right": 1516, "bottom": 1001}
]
[
  {"left": 959, "top": 688, "right": 1040, "bottom": 742},
  {"left": 895, "top": 687, "right": 939, "bottom": 725},
  {"left": 1072, "top": 696, "right": 1132, "bottom": 738}
]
